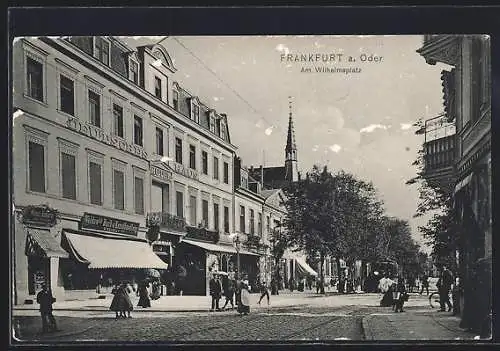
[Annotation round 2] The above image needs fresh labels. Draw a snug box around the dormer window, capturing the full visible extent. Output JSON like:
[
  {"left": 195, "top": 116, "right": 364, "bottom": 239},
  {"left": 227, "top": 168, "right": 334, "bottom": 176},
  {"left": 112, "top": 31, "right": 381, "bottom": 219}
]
[
  {"left": 129, "top": 59, "right": 138, "bottom": 84},
  {"left": 215, "top": 118, "right": 221, "bottom": 137},
  {"left": 193, "top": 104, "right": 200, "bottom": 123},
  {"left": 210, "top": 115, "right": 215, "bottom": 133},
  {"left": 94, "top": 37, "right": 110, "bottom": 66},
  {"left": 154, "top": 76, "right": 162, "bottom": 99},
  {"left": 221, "top": 121, "right": 226, "bottom": 140}
]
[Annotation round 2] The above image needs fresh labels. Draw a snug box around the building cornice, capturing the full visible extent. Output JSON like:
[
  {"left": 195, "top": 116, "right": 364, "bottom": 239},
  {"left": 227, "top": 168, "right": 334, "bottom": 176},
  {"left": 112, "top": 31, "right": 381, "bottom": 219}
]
[{"left": 416, "top": 36, "right": 460, "bottom": 67}]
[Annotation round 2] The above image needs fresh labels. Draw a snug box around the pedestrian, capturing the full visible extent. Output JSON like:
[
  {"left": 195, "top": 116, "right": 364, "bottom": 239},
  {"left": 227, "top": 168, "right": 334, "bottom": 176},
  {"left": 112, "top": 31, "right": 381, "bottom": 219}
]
[
  {"left": 222, "top": 275, "right": 235, "bottom": 310},
  {"left": 289, "top": 277, "right": 295, "bottom": 292},
  {"left": 110, "top": 282, "right": 133, "bottom": 319},
  {"left": 150, "top": 279, "right": 161, "bottom": 301},
  {"left": 237, "top": 280, "right": 251, "bottom": 315},
  {"left": 420, "top": 274, "right": 429, "bottom": 295},
  {"left": 379, "top": 275, "right": 395, "bottom": 307},
  {"left": 393, "top": 277, "right": 408, "bottom": 313},
  {"left": 36, "top": 283, "right": 58, "bottom": 333},
  {"left": 137, "top": 280, "right": 151, "bottom": 308},
  {"left": 176, "top": 264, "right": 187, "bottom": 296},
  {"left": 438, "top": 265, "right": 454, "bottom": 312},
  {"left": 415, "top": 276, "right": 421, "bottom": 293},
  {"left": 258, "top": 281, "right": 270, "bottom": 305},
  {"left": 209, "top": 273, "right": 223, "bottom": 311}
]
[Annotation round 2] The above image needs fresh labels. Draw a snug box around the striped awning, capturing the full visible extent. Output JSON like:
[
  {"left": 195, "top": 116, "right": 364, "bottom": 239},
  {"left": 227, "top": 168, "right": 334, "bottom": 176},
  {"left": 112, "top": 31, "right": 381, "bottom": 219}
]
[
  {"left": 26, "top": 229, "right": 69, "bottom": 258},
  {"left": 63, "top": 230, "right": 168, "bottom": 269},
  {"left": 295, "top": 257, "right": 318, "bottom": 276},
  {"left": 181, "top": 238, "right": 260, "bottom": 256}
]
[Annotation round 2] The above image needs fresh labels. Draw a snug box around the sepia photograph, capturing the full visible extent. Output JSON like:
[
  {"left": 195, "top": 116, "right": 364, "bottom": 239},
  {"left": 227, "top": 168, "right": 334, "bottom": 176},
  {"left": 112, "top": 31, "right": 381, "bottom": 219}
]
[{"left": 10, "top": 34, "right": 491, "bottom": 343}]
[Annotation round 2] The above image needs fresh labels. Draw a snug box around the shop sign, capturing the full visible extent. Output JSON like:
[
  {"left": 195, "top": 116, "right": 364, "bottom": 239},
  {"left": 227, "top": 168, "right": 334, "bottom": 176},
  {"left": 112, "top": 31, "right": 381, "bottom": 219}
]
[
  {"left": 21, "top": 205, "right": 58, "bottom": 227},
  {"left": 146, "top": 212, "right": 186, "bottom": 232},
  {"left": 170, "top": 162, "right": 199, "bottom": 180},
  {"left": 66, "top": 117, "right": 148, "bottom": 160},
  {"left": 151, "top": 164, "right": 172, "bottom": 182},
  {"left": 80, "top": 212, "right": 140, "bottom": 236}
]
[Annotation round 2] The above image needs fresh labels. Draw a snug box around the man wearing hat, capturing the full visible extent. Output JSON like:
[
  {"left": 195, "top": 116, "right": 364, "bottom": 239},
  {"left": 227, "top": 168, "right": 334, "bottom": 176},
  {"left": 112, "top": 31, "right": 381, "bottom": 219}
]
[{"left": 36, "top": 283, "right": 58, "bottom": 333}]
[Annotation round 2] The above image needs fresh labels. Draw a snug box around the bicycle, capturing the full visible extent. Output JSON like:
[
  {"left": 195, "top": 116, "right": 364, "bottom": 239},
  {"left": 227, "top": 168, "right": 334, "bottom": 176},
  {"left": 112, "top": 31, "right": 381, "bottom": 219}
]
[{"left": 428, "top": 291, "right": 452, "bottom": 309}]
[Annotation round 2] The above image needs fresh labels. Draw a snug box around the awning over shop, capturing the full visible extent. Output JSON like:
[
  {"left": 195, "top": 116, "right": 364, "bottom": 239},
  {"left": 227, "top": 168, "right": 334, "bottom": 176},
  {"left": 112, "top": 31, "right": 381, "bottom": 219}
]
[
  {"left": 25, "top": 229, "right": 69, "bottom": 258},
  {"left": 63, "top": 230, "right": 169, "bottom": 269},
  {"left": 181, "top": 238, "right": 260, "bottom": 256},
  {"left": 454, "top": 173, "right": 473, "bottom": 194},
  {"left": 295, "top": 257, "right": 318, "bottom": 276}
]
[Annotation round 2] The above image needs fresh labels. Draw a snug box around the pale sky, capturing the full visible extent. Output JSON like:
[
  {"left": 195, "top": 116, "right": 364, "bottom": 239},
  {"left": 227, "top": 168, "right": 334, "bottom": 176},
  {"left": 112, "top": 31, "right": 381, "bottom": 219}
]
[{"left": 123, "top": 35, "right": 448, "bottom": 252}]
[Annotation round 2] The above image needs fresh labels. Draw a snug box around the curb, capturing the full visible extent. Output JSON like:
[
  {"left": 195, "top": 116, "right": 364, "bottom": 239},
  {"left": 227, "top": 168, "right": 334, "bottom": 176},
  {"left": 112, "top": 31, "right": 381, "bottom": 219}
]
[{"left": 13, "top": 322, "right": 99, "bottom": 342}]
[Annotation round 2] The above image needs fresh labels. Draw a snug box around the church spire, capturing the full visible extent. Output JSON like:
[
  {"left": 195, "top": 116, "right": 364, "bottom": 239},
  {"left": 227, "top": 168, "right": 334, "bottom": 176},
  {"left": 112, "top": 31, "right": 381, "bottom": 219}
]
[
  {"left": 285, "top": 96, "right": 298, "bottom": 182},
  {"left": 285, "top": 96, "right": 297, "bottom": 158}
]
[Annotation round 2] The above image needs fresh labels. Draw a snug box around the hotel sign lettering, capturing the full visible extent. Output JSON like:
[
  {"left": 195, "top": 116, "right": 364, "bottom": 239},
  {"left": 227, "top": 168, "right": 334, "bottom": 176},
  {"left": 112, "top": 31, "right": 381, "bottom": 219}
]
[
  {"left": 151, "top": 165, "right": 172, "bottom": 182},
  {"left": 81, "top": 213, "right": 140, "bottom": 236},
  {"left": 21, "top": 205, "right": 58, "bottom": 227},
  {"left": 170, "top": 162, "right": 199, "bottom": 180},
  {"left": 66, "top": 117, "right": 148, "bottom": 160}
]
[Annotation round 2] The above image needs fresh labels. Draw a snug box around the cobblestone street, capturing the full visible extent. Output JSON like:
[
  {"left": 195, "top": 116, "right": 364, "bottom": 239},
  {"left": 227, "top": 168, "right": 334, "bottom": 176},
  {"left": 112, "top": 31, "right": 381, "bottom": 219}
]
[{"left": 12, "top": 293, "right": 477, "bottom": 342}]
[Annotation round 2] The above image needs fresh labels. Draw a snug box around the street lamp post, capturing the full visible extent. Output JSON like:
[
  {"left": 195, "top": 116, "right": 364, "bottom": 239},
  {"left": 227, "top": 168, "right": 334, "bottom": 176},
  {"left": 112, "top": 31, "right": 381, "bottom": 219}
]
[{"left": 234, "top": 235, "right": 241, "bottom": 281}]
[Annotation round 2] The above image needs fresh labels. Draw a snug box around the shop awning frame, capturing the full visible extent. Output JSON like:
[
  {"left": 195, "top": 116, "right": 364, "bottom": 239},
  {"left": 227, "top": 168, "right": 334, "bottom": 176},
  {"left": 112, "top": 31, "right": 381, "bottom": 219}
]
[
  {"left": 25, "top": 229, "right": 69, "bottom": 258},
  {"left": 454, "top": 173, "right": 473, "bottom": 194},
  {"left": 295, "top": 257, "right": 318, "bottom": 277},
  {"left": 63, "top": 229, "right": 169, "bottom": 270},
  {"left": 181, "top": 238, "right": 260, "bottom": 256}
]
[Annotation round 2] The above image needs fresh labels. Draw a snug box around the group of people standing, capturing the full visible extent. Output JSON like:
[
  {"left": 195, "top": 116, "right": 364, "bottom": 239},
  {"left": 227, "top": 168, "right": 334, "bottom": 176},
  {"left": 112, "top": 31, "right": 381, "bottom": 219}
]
[
  {"left": 209, "top": 273, "right": 270, "bottom": 315},
  {"left": 378, "top": 275, "right": 409, "bottom": 313},
  {"left": 109, "top": 279, "right": 160, "bottom": 319}
]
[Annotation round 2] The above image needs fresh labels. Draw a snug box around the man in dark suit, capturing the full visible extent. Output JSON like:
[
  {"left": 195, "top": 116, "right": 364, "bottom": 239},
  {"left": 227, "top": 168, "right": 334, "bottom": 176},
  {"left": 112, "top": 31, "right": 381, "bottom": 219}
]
[
  {"left": 209, "top": 274, "right": 223, "bottom": 311},
  {"left": 438, "top": 265, "right": 454, "bottom": 312},
  {"left": 36, "top": 283, "right": 58, "bottom": 333}
]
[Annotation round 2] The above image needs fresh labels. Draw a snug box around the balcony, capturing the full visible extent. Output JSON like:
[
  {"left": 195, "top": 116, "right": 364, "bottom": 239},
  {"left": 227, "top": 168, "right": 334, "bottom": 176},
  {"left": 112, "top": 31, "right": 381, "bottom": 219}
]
[
  {"left": 146, "top": 212, "right": 186, "bottom": 232},
  {"left": 422, "top": 115, "right": 457, "bottom": 193},
  {"left": 186, "top": 225, "right": 219, "bottom": 243},
  {"left": 417, "top": 35, "right": 459, "bottom": 66}
]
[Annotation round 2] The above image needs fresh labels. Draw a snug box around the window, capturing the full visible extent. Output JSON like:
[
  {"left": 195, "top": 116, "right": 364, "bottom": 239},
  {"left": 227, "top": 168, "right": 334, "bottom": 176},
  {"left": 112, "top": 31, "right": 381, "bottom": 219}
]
[
  {"left": 60, "top": 75, "right": 74, "bottom": 115},
  {"left": 223, "top": 162, "right": 229, "bottom": 184},
  {"left": 26, "top": 57, "right": 43, "bottom": 101},
  {"left": 173, "top": 90, "right": 179, "bottom": 110},
  {"left": 151, "top": 182, "right": 169, "bottom": 213},
  {"left": 214, "top": 203, "right": 220, "bottom": 231},
  {"left": 189, "top": 195, "right": 197, "bottom": 226},
  {"left": 258, "top": 213, "right": 263, "bottom": 237},
  {"left": 189, "top": 145, "right": 196, "bottom": 169},
  {"left": 130, "top": 60, "right": 138, "bottom": 84},
  {"left": 154, "top": 76, "right": 162, "bottom": 99},
  {"left": 266, "top": 216, "right": 270, "bottom": 233},
  {"left": 213, "top": 156, "right": 219, "bottom": 180},
  {"left": 89, "top": 161, "right": 102, "bottom": 205},
  {"left": 28, "top": 141, "right": 45, "bottom": 193},
  {"left": 88, "top": 90, "right": 101, "bottom": 127},
  {"left": 176, "top": 191, "right": 184, "bottom": 218},
  {"left": 202, "top": 199, "right": 209, "bottom": 227},
  {"left": 113, "top": 104, "right": 124, "bottom": 138},
  {"left": 224, "top": 206, "right": 230, "bottom": 233},
  {"left": 134, "top": 115, "right": 143, "bottom": 146},
  {"left": 134, "top": 176, "right": 144, "bottom": 214},
  {"left": 202, "top": 151, "right": 208, "bottom": 175},
  {"left": 250, "top": 209, "right": 255, "bottom": 235},
  {"left": 155, "top": 127, "right": 164, "bottom": 155},
  {"left": 193, "top": 105, "right": 200, "bottom": 123},
  {"left": 221, "top": 122, "right": 226, "bottom": 140},
  {"left": 215, "top": 119, "right": 221, "bottom": 137},
  {"left": 94, "top": 37, "right": 110, "bottom": 65},
  {"left": 175, "top": 137, "right": 183, "bottom": 164},
  {"left": 61, "top": 152, "right": 76, "bottom": 200},
  {"left": 113, "top": 169, "right": 125, "bottom": 210},
  {"left": 239, "top": 205, "right": 245, "bottom": 233}
]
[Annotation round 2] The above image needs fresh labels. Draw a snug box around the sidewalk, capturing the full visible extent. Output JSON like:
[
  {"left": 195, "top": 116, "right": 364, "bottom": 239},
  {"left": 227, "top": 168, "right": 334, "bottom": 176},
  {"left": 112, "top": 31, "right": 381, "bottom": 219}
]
[
  {"left": 362, "top": 294, "right": 480, "bottom": 341},
  {"left": 13, "top": 291, "right": 325, "bottom": 313}
]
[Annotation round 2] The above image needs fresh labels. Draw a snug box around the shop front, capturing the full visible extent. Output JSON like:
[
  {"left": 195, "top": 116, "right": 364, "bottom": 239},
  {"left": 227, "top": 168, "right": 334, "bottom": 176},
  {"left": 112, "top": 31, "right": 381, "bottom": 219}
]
[
  {"left": 14, "top": 204, "right": 69, "bottom": 304},
  {"left": 60, "top": 213, "right": 168, "bottom": 294}
]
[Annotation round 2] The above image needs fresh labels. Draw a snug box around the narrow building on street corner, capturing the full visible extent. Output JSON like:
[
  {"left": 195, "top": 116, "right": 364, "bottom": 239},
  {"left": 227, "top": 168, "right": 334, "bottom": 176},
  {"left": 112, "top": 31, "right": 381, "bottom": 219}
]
[{"left": 416, "top": 35, "right": 491, "bottom": 333}]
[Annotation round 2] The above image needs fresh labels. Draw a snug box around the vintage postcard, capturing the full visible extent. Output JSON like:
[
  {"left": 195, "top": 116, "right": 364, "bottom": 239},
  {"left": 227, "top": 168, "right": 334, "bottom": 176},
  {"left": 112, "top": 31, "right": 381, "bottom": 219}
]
[{"left": 10, "top": 34, "right": 491, "bottom": 343}]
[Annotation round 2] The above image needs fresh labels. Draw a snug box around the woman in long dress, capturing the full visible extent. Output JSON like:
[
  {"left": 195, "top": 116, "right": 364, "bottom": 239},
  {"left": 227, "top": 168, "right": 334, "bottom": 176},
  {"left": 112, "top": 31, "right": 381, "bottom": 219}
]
[
  {"left": 110, "top": 283, "right": 133, "bottom": 319},
  {"left": 237, "top": 280, "right": 251, "bottom": 315},
  {"left": 379, "top": 276, "right": 395, "bottom": 307},
  {"left": 137, "top": 280, "right": 151, "bottom": 308}
]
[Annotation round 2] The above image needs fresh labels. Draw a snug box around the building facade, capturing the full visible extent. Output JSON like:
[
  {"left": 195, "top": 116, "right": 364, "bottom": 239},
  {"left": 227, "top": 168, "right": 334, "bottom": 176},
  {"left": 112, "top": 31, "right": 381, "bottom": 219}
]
[
  {"left": 12, "top": 36, "right": 240, "bottom": 302},
  {"left": 417, "top": 35, "right": 491, "bottom": 333}
]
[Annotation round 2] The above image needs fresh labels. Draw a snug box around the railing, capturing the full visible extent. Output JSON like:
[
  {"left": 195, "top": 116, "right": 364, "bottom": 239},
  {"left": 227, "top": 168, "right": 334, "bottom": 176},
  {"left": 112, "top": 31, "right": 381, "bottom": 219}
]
[
  {"left": 185, "top": 226, "right": 219, "bottom": 243},
  {"left": 424, "top": 135, "right": 455, "bottom": 171}
]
